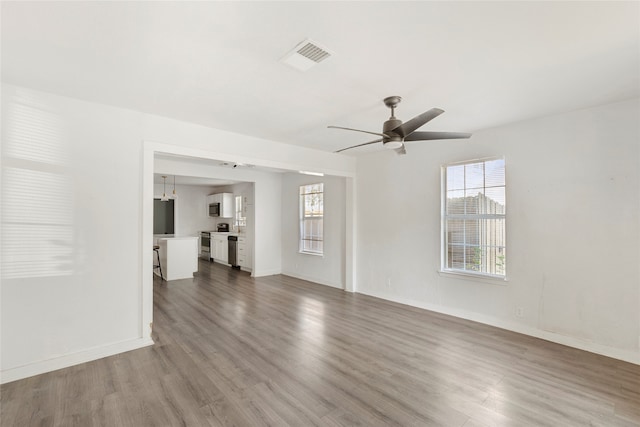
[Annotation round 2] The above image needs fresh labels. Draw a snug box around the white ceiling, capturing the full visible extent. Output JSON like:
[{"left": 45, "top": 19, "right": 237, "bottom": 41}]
[{"left": 2, "top": 2, "right": 638, "bottom": 155}]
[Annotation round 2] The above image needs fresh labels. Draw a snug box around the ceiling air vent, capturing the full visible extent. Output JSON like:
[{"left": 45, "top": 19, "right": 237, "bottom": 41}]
[{"left": 281, "top": 39, "right": 332, "bottom": 71}]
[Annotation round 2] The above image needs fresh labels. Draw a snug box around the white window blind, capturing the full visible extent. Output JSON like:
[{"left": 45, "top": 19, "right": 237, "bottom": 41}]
[
  {"left": 443, "top": 158, "right": 506, "bottom": 277},
  {"left": 299, "top": 183, "right": 323, "bottom": 255}
]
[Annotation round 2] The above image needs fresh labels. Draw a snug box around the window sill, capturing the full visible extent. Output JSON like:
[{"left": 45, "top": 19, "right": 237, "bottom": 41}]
[
  {"left": 438, "top": 269, "right": 508, "bottom": 286},
  {"left": 299, "top": 251, "right": 323, "bottom": 257}
]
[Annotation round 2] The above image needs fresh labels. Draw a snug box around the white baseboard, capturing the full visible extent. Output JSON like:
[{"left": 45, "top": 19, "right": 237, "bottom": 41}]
[
  {"left": 1, "top": 337, "right": 154, "bottom": 384},
  {"left": 357, "top": 288, "right": 640, "bottom": 366},
  {"left": 252, "top": 268, "right": 282, "bottom": 277},
  {"left": 281, "top": 271, "right": 343, "bottom": 289}
]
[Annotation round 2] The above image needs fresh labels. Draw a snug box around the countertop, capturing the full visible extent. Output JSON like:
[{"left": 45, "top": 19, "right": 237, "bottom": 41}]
[
  {"left": 204, "top": 231, "right": 240, "bottom": 236},
  {"left": 154, "top": 235, "right": 199, "bottom": 240}
]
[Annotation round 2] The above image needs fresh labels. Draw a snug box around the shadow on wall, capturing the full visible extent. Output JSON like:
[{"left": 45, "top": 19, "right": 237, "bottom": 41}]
[{"left": 2, "top": 89, "right": 76, "bottom": 279}]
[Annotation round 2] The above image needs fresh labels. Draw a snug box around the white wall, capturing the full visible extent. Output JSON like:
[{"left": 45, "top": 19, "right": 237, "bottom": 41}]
[
  {"left": 281, "top": 173, "right": 346, "bottom": 288},
  {"left": 355, "top": 98, "right": 640, "bottom": 363},
  {"left": 0, "top": 84, "right": 354, "bottom": 382},
  {"left": 1, "top": 85, "right": 148, "bottom": 381},
  {"left": 153, "top": 183, "right": 219, "bottom": 236}
]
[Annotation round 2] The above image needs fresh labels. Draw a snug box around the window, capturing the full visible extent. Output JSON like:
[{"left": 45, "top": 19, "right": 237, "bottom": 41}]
[
  {"left": 299, "top": 183, "right": 323, "bottom": 255},
  {"left": 234, "top": 195, "right": 246, "bottom": 228},
  {"left": 443, "top": 158, "right": 506, "bottom": 277}
]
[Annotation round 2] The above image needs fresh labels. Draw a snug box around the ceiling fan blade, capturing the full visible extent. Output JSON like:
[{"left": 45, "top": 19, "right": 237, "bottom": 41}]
[
  {"left": 404, "top": 131, "right": 472, "bottom": 141},
  {"left": 393, "top": 108, "right": 445, "bottom": 138},
  {"left": 394, "top": 144, "right": 406, "bottom": 155},
  {"left": 334, "top": 138, "right": 383, "bottom": 153},
  {"left": 328, "top": 126, "right": 388, "bottom": 138}
]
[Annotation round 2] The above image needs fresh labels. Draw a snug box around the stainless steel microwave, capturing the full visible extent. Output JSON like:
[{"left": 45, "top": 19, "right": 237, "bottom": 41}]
[{"left": 208, "top": 203, "right": 220, "bottom": 217}]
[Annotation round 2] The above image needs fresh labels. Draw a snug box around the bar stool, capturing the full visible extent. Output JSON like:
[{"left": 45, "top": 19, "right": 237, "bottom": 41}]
[{"left": 153, "top": 245, "right": 164, "bottom": 281}]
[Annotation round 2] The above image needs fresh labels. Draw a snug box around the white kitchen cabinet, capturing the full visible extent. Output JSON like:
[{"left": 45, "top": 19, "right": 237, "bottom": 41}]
[
  {"left": 219, "top": 193, "right": 234, "bottom": 218},
  {"left": 237, "top": 236, "right": 251, "bottom": 270},
  {"left": 211, "top": 234, "right": 229, "bottom": 263}
]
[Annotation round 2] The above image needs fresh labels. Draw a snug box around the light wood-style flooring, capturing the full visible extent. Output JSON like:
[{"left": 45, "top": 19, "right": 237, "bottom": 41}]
[{"left": 2, "top": 260, "right": 639, "bottom": 426}]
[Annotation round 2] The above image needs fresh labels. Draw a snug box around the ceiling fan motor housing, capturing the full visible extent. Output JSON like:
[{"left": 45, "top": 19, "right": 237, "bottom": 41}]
[
  {"left": 382, "top": 118, "right": 403, "bottom": 149},
  {"left": 383, "top": 118, "right": 402, "bottom": 134}
]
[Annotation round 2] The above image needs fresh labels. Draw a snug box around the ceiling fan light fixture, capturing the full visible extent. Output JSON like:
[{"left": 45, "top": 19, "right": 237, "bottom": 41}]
[
  {"left": 160, "top": 175, "right": 170, "bottom": 202},
  {"left": 383, "top": 140, "right": 403, "bottom": 149},
  {"left": 171, "top": 175, "right": 178, "bottom": 199}
]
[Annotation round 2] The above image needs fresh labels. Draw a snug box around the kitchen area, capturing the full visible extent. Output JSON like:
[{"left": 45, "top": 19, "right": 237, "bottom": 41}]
[
  {"left": 153, "top": 175, "right": 254, "bottom": 282},
  {"left": 199, "top": 192, "right": 251, "bottom": 269}
]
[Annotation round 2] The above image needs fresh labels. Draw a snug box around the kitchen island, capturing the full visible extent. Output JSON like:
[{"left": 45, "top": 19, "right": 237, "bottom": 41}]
[{"left": 154, "top": 235, "right": 199, "bottom": 281}]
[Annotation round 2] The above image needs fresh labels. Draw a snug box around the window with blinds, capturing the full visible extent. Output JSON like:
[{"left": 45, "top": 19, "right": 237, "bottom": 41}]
[
  {"left": 443, "top": 158, "right": 506, "bottom": 277},
  {"left": 299, "top": 183, "right": 323, "bottom": 255}
]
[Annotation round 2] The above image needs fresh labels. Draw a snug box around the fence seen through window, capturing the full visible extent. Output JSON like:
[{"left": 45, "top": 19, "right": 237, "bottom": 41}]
[
  {"left": 443, "top": 158, "right": 506, "bottom": 277},
  {"left": 299, "top": 183, "right": 323, "bottom": 255}
]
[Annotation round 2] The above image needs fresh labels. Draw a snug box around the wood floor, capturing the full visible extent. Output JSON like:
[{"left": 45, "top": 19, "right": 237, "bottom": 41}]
[{"left": 2, "top": 260, "right": 639, "bottom": 426}]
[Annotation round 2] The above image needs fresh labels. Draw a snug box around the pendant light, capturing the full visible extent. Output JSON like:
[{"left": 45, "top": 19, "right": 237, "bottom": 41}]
[
  {"left": 160, "top": 176, "right": 170, "bottom": 202},
  {"left": 172, "top": 175, "right": 178, "bottom": 199}
]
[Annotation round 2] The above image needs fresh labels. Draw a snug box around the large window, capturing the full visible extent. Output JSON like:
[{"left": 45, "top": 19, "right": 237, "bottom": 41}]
[
  {"left": 299, "top": 183, "right": 323, "bottom": 255},
  {"left": 443, "top": 158, "right": 506, "bottom": 277}
]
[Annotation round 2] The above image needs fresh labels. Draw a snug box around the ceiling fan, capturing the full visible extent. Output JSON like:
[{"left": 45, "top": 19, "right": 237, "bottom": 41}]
[{"left": 329, "top": 96, "right": 471, "bottom": 155}]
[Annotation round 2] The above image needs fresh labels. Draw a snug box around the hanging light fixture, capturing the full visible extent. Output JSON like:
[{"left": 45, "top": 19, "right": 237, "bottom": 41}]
[
  {"left": 172, "top": 175, "right": 178, "bottom": 199},
  {"left": 160, "top": 176, "right": 170, "bottom": 202}
]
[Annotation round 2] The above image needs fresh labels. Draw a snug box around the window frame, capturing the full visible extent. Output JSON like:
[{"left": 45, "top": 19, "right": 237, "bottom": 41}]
[
  {"left": 441, "top": 157, "right": 507, "bottom": 280},
  {"left": 299, "top": 182, "right": 324, "bottom": 256},
  {"left": 234, "top": 195, "right": 246, "bottom": 228}
]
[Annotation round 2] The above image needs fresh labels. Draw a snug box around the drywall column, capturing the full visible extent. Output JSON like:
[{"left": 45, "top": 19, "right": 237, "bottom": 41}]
[{"left": 345, "top": 177, "right": 356, "bottom": 292}]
